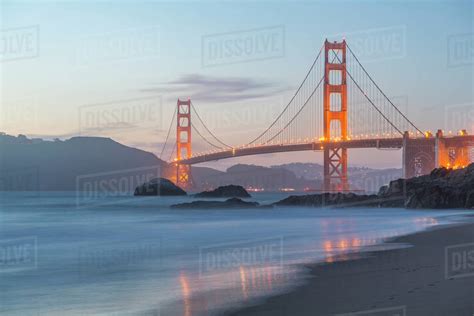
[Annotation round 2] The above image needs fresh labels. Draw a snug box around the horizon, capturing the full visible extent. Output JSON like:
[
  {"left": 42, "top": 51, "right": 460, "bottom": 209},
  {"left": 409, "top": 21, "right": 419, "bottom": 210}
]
[
  {"left": 1, "top": 2, "right": 474, "bottom": 315},
  {"left": 1, "top": 0, "right": 473, "bottom": 170},
  {"left": 0, "top": 132, "right": 404, "bottom": 171}
]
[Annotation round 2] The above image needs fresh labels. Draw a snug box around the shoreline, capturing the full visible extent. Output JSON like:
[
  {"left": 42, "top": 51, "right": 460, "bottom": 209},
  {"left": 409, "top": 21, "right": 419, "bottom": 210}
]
[{"left": 224, "top": 220, "right": 474, "bottom": 316}]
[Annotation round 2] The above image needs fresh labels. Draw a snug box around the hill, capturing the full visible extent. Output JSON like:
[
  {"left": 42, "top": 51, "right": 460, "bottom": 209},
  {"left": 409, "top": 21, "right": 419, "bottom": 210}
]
[
  {"left": 0, "top": 134, "right": 167, "bottom": 191},
  {"left": 192, "top": 163, "right": 322, "bottom": 191}
]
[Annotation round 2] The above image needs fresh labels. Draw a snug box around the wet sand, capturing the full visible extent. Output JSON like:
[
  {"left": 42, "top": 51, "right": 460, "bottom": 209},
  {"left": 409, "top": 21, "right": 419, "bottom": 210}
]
[{"left": 226, "top": 222, "right": 474, "bottom": 316}]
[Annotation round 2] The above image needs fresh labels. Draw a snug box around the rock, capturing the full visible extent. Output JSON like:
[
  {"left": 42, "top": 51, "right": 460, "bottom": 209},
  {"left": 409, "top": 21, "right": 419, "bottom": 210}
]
[
  {"left": 430, "top": 167, "right": 450, "bottom": 178},
  {"left": 274, "top": 163, "right": 474, "bottom": 210},
  {"left": 171, "top": 197, "right": 259, "bottom": 209},
  {"left": 134, "top": 178, "right": 186, "bottom": 196},
  {"left": 405, "top": 185, "right": 445, "bottom": 209},
  {"left": 468, "top": 163, "right": 474, "bottom": 174},
  {"left": 378, "top": 185, "right": 389, "bottom": 196},
  {"left": 403, "top": 163, "right": 474, "bottom": 209},
  {"left": 379, "top": 178, "right": 405, "bottom": 196},
  {"left": 194, "top": 185, "right": 251, "bottom": 198},
  {"left": 275, "top": 192, "right": 379, "bottom": 208},
  {"left": 465, "top": 190, "right": 474, "bottom": 209}
]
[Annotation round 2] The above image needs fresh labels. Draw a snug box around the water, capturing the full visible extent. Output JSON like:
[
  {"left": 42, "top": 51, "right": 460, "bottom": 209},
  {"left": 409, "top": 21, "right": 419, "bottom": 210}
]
[{"left": 0, "top": 192, "right": 471, "bottom": 316}]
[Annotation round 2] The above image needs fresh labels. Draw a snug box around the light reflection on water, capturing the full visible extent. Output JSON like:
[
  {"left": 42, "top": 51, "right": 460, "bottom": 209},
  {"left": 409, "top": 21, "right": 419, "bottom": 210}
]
[
  {"left": 0, "top": 192, "right": 467, "bottom": 316},
  {"left": 172, "top": 265, "right": 294, "bottom": 316},
  {"left": 179, "top": 272, "right": 191, "bottom": 316},
  {"left": 168, "top": 215, "right": 442, "bottom": 316}
]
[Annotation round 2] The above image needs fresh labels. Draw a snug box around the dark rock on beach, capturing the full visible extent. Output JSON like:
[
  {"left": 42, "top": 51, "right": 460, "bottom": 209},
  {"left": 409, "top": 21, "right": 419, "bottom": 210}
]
[
  {"left": 134, "top": 178, "right": 187, "bottom": 196},
  {"left": 401, "top": 163, "right": 474, "bottom": 209},
  {"left": 171, "top": 198, "right": 259, "bottom": 209},
  {"left": 194, "top": 185, "right": 251, "bottom": 198},
  {"left": 275, "top": 163, "right": 474, "bottom": 209},
  {"left": 275, "top": 192, "right": 379, "bottom": 208}
]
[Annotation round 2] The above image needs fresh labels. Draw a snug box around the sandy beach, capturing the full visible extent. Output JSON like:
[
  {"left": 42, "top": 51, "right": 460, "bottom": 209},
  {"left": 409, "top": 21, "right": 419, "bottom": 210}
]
[{"left": 227, "top": 221, "right": 474, "bottom": 316}]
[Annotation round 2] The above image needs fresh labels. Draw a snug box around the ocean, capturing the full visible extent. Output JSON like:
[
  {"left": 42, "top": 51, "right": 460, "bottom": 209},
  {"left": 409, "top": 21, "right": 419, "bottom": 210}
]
[{"left": 0, "top": 192, "right": 470, "bottom": 316}]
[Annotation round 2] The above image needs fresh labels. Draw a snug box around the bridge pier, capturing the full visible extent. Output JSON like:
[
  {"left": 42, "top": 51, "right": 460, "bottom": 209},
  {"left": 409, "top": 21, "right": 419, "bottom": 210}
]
[
  {"left": 176, "top": 163, "right": 192, "bottom": 189},
  {"left": 402, "top": 131, "right": 436, "bottom": 178},
  {"left": 403, "top": 129, "right": 473, "bottom": 178},
  {"left": 323, "top": 39, "right": 349, "bottom": 191},
  {"left": 435, "top": 129, "right": 471, "bottom": 169},
  {"left": 176, "top": 98, "right": 193, "bottom": 189},
  {"left": 324, "top": 146, "right": 348, "bottom": 191}
]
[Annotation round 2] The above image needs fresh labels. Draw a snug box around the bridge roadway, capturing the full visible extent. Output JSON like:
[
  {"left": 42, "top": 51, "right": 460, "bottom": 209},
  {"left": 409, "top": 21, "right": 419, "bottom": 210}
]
[
  {"left": 179, "top": 135, "right": 474, "bottom": 165},
  {"left": 179, "top": 138, "right": 406, "bottom": 165}
]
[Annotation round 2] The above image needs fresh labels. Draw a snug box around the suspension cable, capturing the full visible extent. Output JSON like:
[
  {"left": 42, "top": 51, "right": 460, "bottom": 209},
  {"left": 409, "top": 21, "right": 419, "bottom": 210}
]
[
  {"left": 167, "top": 140, "right": 177, "bottom": 162},
  {"left": 264, "top": 75, "right": 325, "bottom": 144},
  {"left": 261, "top": 53, "right": 338, "bottom": 144},
  {"left": 330, "top": 51, "right": 403, "bottom": 135},
  {"left": 191, "top": 122, "right": 224, "bottom": 150},
  {"left": 159, "top": 107, "right": 177, "bottom": 160},
  {"left": 347, "top": 72, "right": 404, "bottom": 135},
  {"left": 246, "top": 43, "right": 325, "bottom": 145},
  {"left": 346, "top": 44, "right": 423, "bottom": 135},
  {"left": 191, "top": 102, "right": 232, "bottom": 149}
]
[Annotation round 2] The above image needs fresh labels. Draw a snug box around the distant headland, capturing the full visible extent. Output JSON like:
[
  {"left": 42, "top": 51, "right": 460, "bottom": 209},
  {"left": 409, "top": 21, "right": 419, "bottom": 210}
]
[{"left": 0, "top": 133, "right": 401, "bottom": 192}]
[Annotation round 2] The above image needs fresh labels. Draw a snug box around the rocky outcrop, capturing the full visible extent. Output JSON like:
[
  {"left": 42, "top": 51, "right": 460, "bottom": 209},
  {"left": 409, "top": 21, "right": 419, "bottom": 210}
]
[
  {"left": 275, "top": 192, "right": 379, "bottom": 208},
  {"left": 0, "top": 134, "right": 168, "bottom": 191},
  {"left": 134, "top": 178, "right": 186, "bottom": 196},
  {"left": 399, "top": 163, "right": 474, "bottom": 209},
  {"left": 274, "top": 163, "right": 474, "bottom": 209},
  {"left": 194, "top": 185, "right": 251, "bottom": 198},
  {"left": 171, "top": 197, "right": 259, "bottom": 209}
]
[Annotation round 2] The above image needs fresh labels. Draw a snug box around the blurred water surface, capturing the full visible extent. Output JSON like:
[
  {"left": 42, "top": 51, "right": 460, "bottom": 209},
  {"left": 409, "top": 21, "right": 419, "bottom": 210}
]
[{"left": 0, "top": 192, "right": 470, "bottom": 315}]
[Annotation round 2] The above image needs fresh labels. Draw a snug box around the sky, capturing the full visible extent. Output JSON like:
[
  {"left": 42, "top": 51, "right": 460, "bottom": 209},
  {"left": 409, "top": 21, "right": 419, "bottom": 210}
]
[{"left": 0, "top": 0, "right": 473, "bottom": 169}]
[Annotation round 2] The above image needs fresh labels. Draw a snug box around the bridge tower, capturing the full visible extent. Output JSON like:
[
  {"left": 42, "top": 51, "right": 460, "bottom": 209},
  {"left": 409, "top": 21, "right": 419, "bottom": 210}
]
[
  {"left": 176, "top": 98, "right": 193, "bottom": 189},
  {"left": 323, "top": 40, "right": 349, "bottom": 191}
]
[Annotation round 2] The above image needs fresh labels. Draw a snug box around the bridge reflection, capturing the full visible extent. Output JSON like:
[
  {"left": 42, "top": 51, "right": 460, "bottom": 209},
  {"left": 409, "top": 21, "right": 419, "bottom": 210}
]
[
  {"left": 322, "top": 216, "right": 438, "bottom": 265},
  {"left": 179, "top": 272, "right": 191, "bottom": 316},
  {"left": 174, "top": 216, "right": 438, "bottom": 316},
  {"left": 177, "top": 265, "right": 287, "bottom": 316}
]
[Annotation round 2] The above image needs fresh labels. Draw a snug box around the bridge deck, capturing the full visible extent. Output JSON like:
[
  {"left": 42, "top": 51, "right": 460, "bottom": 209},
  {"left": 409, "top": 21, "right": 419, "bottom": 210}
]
[
  {"left": 179, "top": 138, "right": 405, "bottom": 165},
  {"left": 178, "top": 135, "right": 474, "bottom": 165}
]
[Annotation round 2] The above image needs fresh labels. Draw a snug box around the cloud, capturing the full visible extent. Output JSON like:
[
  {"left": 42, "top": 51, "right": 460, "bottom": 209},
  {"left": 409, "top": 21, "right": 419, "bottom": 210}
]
[{"left": 142, "top": 74, "right": 291, "bottom": 103}]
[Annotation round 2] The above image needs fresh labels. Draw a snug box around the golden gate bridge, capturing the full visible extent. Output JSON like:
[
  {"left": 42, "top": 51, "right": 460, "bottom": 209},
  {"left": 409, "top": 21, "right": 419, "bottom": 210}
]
[{"left": 160, "top": 40, "right": 474, "bottom": 190}]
